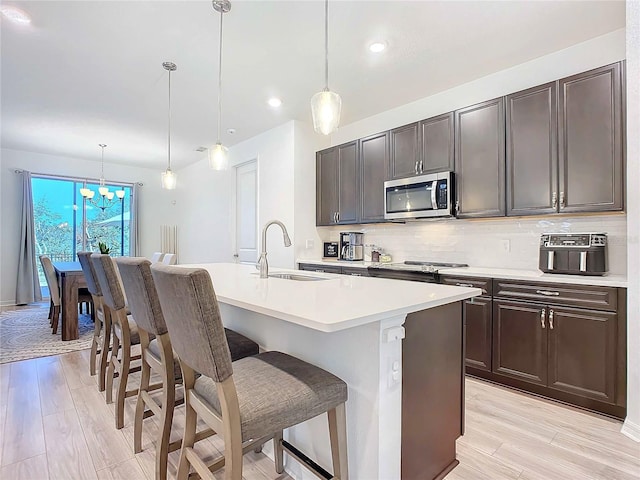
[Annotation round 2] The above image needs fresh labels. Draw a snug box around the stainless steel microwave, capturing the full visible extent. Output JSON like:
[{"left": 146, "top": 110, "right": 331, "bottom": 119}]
[{"left": 384, "top": 171, "right": 454, "bottom": 220}]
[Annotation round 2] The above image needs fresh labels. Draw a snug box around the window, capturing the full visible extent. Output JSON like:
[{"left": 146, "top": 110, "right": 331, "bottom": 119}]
[{"left": 32, "top": 175, "right": 133, "bottom": 295}]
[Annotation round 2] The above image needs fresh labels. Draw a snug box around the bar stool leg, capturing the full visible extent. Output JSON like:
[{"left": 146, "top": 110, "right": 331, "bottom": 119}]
[
  {"left": 106, "top": 334, "right": 120, "bottom": 404},
  {"left": 133, "top": 354, "right": 151, "bottom": 453},
  {"left": 98, "top": 315, "right": 112, "bottom": 392},
  {"left": 273, "top": 430, "right": 284, "bottom": 474},
  {"left": 328, "top": 403, "right": 349, "bottom": 480},
  {"left": 115, "top": 338, "right": 131, "bottom": 429},
  {"left": 177, "top": 394, "right": 197, "bottom": 480},
  {"left": 156, "top": 363, "right": 175, "bottom": 480}
]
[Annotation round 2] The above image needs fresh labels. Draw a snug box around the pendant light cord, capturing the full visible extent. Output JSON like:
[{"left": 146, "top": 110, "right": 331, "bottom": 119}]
[
  {"left": 167, "top": 69, "right": 172, "bottom": 170},
  {"left": 101, "top": 145, "right": 105, "bottom": 179},
  {"left": 324, "top": 0, "right": 329, "bottom": 90},
  {"left": 217, "top": 8, "right": 223, "bottom": 143}
]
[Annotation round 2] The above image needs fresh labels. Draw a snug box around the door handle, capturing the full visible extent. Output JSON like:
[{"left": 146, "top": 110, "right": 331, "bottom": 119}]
[
  {"left": 540, "top": 308, "right": 546, "bottom": 329},
  {"left": 549, "top": 309, "right": 554, "bottom": 330}
]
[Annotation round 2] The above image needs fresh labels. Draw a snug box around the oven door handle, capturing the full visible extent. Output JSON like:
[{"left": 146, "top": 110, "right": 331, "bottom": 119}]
[{"left": 431, "top": 181, "right": 438, "bottom": 210}]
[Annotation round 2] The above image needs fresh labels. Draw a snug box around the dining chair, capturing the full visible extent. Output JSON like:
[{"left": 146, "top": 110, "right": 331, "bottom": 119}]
[
  {"left": 77, "top": 251, "right": 112, "bottom": 391},
  {"left": 161, "top": 253, "right": 177, "bottom": 265},
  {"left": 150, "top": 252, "right": 164, "bottom": 263},
  {"left": 116, "top": 257, "right": 259, "bottom": 480},
  {"left": 39, "top": 255, "right": 61, "bottom": 334},
  {"left": 151, "top": 264, "right": 349, "bottom": 480},
  {"left": 91, "top": 253, "right": 145, "bottom": 428}
]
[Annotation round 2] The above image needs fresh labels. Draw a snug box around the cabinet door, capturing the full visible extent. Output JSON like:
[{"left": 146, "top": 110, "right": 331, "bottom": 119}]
[
  {"left": 558, "top": 62, "right": 623, "bottom": 212},
  {"left": 360, "top": 132, "right": 388, "bottom": 223},
  {"left": 548, "top": 306, "right": 617, "bottom": 403},
  {"left": 464, "top": 296, "right": 492, "bottom": 372},
  {"left": 420, "top": 112, "right": 454, "bottom": 174},
  {"left": 493, "top": 300, "right": 547, "bottom": 386},
  {"left": 337, "top": 141, "right": 359, "bottom": 224},
  {"left": 316, "top": 148, "right": 339, "bottom": 226},
  {"left": 506, "top": 82, "right": 558, "bottom": 216},
  {"left": 389, "top": 122, "right": 420, "bottom": 179},
  {"left": 455, "top": 98, "right": 506, "bottom": 218}
]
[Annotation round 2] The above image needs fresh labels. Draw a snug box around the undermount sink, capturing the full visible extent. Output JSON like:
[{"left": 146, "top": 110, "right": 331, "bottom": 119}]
[{"left": 268, "top": 273, "right": 328, "bottom": 281}]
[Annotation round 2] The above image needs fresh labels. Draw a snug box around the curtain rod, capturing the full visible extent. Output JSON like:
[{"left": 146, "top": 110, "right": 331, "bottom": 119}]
[{"left": 13, "top": 169, "right": 143, "bottom": 187}]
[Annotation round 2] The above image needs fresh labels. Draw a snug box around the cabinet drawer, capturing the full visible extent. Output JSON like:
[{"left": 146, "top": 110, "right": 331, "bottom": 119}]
[
  {"left": 493, "top": 279, "right": 617, "bottom": 312},
  {"left": 341, "top": 267, "right": 369, "bottom": 277},
  {"left": 298, "top": 263, "right": 342, "bottom": 274},
  {"left": 440, "top": 276, "right": 492, "bottom": 295}
]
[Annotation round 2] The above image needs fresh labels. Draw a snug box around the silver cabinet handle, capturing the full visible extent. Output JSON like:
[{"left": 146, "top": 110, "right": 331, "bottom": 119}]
[
  {"left": 455, "top": 200, "right": 460, "bottom": 216},
  {"left": 350, "top": 273, "right": 362, "bottom": 276},
  {"left": 455, "top": 283, "right": 474, "bottom": 288},
  {"left": 414, "top": 161, "right": 419, "bottom": 175},
  {"left": 549, "top": 309, "right": 554, "bottom": 330},
  {"left": 536, "top": 290, "right": 560, "bottom": 296},
  {"left": 419, "top": 160, "right": 424, "bottom": 174},
  {"left": 336, "top": 211, "right": 340, "bottom": 222},
  {"left": 560, "top": 191, "right": 565, "bottom": 209},
  {"left": 552, "top": 192, "right": 557, "bottom": 209},
  {"left": 314, "top": 269, "right": 325, "bottom": 273},
  {"left": 540, "top": 308, "right": 546, "bottom": 329}
]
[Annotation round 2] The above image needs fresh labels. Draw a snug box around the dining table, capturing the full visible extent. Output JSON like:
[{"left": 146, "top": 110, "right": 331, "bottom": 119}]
[{"left": 53, "top": 261, "right": 87, "bottom": 341}]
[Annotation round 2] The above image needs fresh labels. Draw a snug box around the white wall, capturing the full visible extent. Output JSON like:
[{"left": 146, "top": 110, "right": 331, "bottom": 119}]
[
  {"left": 623, "top": 1, "right": 640, "bottom": 442},
  {"left": 177, "top": 121, "right": 327, "bottom": 269},
  {"left": 0, "top": 148, "right": 172, "bottom": 306}
]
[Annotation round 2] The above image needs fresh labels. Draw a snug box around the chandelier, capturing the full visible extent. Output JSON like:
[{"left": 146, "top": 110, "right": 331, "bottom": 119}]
[{"left": 80, "top": 144, "right": 125, "bottom": 211}]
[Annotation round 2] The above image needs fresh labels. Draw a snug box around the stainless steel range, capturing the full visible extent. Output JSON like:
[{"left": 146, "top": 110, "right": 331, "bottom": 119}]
[{"left": 367, "top": 261, "right": 468, "bottom": 283}]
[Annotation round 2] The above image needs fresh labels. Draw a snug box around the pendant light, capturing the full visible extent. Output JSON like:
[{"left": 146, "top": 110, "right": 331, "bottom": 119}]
[
  {"left": 161, "top": 61, "right": 177, "bottom": 190},
  {"left": 311, "top": 0, "right": 341, "bottom": 135},
  {"left": 209, "top": 0, "right": 231, "bottom": 171}
]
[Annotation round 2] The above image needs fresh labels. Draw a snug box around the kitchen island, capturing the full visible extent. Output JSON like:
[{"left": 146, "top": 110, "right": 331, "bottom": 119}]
[{"left": 181, "top": 263, "right": 481, "bottom": 480}]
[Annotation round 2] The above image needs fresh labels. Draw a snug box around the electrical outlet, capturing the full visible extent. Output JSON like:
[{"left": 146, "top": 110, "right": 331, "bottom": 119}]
[
  {"left": 501, "top": 239, "right": 511, "bottom": 252},
  {"left": 305, "top": 239, "right": 314, "bottom": 249}
]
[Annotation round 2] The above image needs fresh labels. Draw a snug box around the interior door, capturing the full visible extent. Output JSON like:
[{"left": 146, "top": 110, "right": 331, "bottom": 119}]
[{"left": 235, "top": 160, "right": 258, "bottom": 264}]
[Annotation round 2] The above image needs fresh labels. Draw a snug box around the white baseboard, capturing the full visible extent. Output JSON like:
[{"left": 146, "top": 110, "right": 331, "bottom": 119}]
[{"left": 622, "top": 418, "right": 640, "bottom": 442}]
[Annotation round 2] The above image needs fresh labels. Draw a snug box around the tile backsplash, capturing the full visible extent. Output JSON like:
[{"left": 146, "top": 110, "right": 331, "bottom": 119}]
[{"left": 318, "top": 214, "right": 627, "bottom": 276}]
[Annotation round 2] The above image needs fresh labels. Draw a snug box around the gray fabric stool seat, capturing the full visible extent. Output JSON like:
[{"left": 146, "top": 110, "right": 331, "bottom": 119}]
[
  {"left": 193, "top": 351, "right": 347, "bottom": 442},
  {"left": 115, "top": 257, "right": 260, "bottom": 480},
  {"left": 150, "top": 264, "right": 349, "bottom": 480}
]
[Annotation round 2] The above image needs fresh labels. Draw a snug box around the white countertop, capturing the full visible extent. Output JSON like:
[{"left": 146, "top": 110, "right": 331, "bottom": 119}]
[
  {"left": 296, "top": 259, "right": 628, "bottom": 288},
  {"left": 179, "top": 263, "right": 481, "bottom": 333}
]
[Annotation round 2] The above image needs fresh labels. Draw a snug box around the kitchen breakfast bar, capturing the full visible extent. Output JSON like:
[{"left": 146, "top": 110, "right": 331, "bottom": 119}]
[{"left": 182, "top": 263, "right": 481, "bottom": 480}]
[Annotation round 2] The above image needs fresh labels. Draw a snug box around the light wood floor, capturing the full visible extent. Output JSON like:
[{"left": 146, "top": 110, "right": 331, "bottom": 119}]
[{"left": 0, "top": 348, "right": 638, "bottom": 479}]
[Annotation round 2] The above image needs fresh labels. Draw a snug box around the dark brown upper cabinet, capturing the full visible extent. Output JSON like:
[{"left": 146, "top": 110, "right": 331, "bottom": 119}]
[
  {"left": 506, "top": 82, "right": 558, "bottom": 216},
  {"left": 420, "top": 112, "right": 455, "bottom": 174},
  {"left": 389, "top": 122, "right": 420, "bottom": 179},
  {"left": 316, "top": 141, "right": 359, "bottom": 226},
  {"left": 558, "top": 63, "right": 624, "bottom": 213},
  {"left": 455, "top": 98, "right": 506, "bottom": 218},
  {"left": 359, "top": 131, "right": 389, "bottom": 223}
]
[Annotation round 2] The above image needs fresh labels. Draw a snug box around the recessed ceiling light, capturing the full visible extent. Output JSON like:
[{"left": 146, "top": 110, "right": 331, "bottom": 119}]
[
  {"left": 267, "top": 97, "right": 282, "bottom": 108},
  {"left": 1, "top": 5, "right": 31, "bottom": 25},
  {"left": 369, "top": 42, "right": 387, "bottom": 53}
]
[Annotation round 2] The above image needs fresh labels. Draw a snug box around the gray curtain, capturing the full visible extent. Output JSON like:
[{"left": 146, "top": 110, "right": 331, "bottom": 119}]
[
  {"left": 130, "top": 183, "right": 141, "bottom": 256},
  {"left": 15, "top": 171, "right": 42, "bottom": 305}
]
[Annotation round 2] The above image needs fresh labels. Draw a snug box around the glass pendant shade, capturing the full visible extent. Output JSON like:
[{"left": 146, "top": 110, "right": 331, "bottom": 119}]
[
  {"left": 106, "top": 191, "right": 115, "bottom": 200},
  {"left": 86, "top": 190, "right": 95, "bottom": 199},
  {"left": 98, "top": 186, "right": 109, "bottom": 196},
  {"left": 161, "top": 168, "right": 177, "bottom": 190},
  {"left": 79, "top": 187, "right": 91, "bottom": 198},
  {"left": 209, "top": 143, "right": 229, "bottom": 171},
  {"left": 311, "top": 89, "right": 342, "bottom": 135},
  {"left": 115, "top": 189, "right": 126, "bottom": 199}
]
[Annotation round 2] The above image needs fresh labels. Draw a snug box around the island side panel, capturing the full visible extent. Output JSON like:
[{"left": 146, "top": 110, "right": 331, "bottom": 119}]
[
  {"left": 218, "top": 303, "right": 406, "bottom": 480},
  {"left": 402, "top": 301, "right": 464, "bottom": 480}
]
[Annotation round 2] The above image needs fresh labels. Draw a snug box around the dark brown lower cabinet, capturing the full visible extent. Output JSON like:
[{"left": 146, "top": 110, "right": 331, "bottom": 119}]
[
  {"left": 464, "top": 296, "right": 492, "bottom": 372},
  {"left": 548, "top": 306, "right": 617, "bottom": 403},
  {"left": 493, "top": 300, "right": 548, "bottom": 386}
]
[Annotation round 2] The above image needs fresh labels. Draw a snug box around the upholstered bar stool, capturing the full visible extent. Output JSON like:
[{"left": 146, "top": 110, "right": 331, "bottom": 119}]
[
  {"left": 39, "top": 255, "right": 61, "bottom": 333},
  {"left": 91, "top": 253, "right": 147, "bottom": 428},
  {"left": 77, "top": 251, "right": 112, "bottom": 391},
  {"left": 116, "top": 257, "right": 259, "bottom": 480},
  {"left": 151, "top": 264, "right": 349, "bottom": 480}
]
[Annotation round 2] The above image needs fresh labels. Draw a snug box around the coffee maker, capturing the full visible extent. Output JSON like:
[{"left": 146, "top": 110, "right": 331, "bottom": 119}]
[{"left": 339, "top": 232, "right": 364, "bottom": 261}]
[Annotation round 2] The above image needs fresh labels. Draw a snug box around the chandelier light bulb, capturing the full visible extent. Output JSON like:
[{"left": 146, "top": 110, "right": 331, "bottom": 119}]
[
  {"left": 209, "top": 143, "right": 229, "bottom": 171},
  {"left": 80, "top": 187, "right": 91, "bottom": 198},
  {"left": 162, "top": 168, "right": 177, "bottom": 190},
  {"left": 311, "top": 89, "right": 342, "bottom": 135},
  {"left": 87, "top": 190, "right": 95, "bottom": 199},
  {"left": 115, "top": 189, "right": 126, "bottom": 199},
  {"left": 98, "top": 186, "right": 109, "bottom": 196}
]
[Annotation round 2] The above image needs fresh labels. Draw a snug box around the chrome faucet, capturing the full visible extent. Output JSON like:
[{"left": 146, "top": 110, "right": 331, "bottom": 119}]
[{"left": 258, "top": 220, "right": 292, "bottom": 278}]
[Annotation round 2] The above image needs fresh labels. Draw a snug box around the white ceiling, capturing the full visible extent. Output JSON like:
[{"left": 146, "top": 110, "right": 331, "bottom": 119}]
[{"left": 1, "top": 1, "right": 625, "bottom": 170}]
